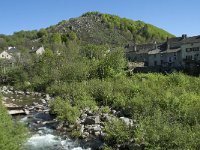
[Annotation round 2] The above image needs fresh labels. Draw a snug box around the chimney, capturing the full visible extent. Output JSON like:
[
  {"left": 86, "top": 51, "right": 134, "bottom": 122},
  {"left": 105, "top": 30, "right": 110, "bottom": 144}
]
[
  {"left": 167, "top": 43, "right": 170, "bottom": 50},
  {"left": 134, "top": 45, "right": 137, "bottom": 52},
  {"left": 182, "top": 34, "right": 187, "bottom": 39},
  {"left": 154, "top": 41, "right": 157, "bottom": 49}
]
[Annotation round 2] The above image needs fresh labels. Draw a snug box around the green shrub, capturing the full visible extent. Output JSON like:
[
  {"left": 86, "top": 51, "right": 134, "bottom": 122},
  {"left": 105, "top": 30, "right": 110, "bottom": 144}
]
[
  {"left": 50, "top": 97, "right": 80, "bottom": 123},
  {"left": 0, "top": 98, "right": 28, "bottom": 150},
  {"left": 136, "top": 110, "right": 200, "bottom": 150},
  {"left": 104, "top": 119, "right": 134, "bottom": 146}
]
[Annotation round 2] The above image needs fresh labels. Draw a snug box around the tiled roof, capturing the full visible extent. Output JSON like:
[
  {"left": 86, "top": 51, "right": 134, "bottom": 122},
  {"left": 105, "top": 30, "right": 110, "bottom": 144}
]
[
  {"left": 125, "top": 35, "right": 200, "bottom": 55},
  {"left": 161, "top": 48, "right": 181, "bottom": 53},
  {"left": 125, "top": 43, "right": 156, "bottom": 54},
  {"left": 148, "top": 49, "right": 160, "bottom": 54}
]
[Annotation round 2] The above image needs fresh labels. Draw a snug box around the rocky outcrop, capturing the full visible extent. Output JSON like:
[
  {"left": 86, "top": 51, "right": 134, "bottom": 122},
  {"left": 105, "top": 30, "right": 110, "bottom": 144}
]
[{"left": 1, "top": 86, "right": 53, "bottom": 115}]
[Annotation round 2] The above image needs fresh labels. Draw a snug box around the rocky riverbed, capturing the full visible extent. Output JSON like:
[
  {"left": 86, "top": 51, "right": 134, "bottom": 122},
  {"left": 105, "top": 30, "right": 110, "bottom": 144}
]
[{"left": 1, "top": 86, "right": 137, "bottom": 150}]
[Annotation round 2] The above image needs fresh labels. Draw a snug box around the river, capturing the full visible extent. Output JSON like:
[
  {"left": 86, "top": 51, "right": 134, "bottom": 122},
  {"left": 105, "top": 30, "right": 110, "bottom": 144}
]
[
  {"left": 20, "top": 112, "right": 91, "bottom": 150},
  {"left": 2, "top": 88, "right": 91, "bottom": 150}
]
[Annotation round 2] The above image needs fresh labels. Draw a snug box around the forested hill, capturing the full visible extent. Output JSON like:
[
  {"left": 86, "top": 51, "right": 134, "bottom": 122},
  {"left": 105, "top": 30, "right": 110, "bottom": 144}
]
[
  {"left": 49, "top": 12, "right": 174, "bottom": 45},
  {"left": 0, "top": 12, "right": 174, "bottom": 51}
]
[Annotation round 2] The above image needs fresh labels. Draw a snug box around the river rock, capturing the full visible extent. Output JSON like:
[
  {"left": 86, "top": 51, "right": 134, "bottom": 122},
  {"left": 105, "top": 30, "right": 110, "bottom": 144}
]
[
  {"left": 56, "top": 122, "right": 64, "bottom": 130},
  {"left": 2, "top": 86, "right": 7, "bottom": 91},
  {"left": 93, "top": 125, "right": 101, "bottom": 132},
  {"left": 24, "top": 109, "right": 30, "bottom": 115},
  {"left": 40, "top": 99, "right": 47, "bottom": 104},
  {"left": 80, "top": 124, "right": 84, "bottom": 134},
  {"left": 94, "top": 131, "right": 100, "bottom": 136},
  {"left": 86, "top": 110, "right": 94, "bottom": 116},
  {"left": 8, "top": 109, "right": 25, "bottom": 115},
  {"left": 82, "top": 132, "right": 90, "bottom": 138},
  {"left": 84, "top": 116, "right": 100, "bottom": 125},
  {"left": 101, "top": 113, "right": 112, "bottom": 122},
  {"left": 120, "top": 117, "right": 133, "bottom": 126},
  {"left": 45, "top": 94, "right": 51, "bottom": 101}
]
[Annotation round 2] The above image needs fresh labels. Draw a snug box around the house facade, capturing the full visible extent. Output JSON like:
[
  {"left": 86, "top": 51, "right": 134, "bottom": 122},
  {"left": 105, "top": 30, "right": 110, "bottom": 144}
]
[
  {"left": 125, "top": 34, "right": 200, "bottom": 69},
  {"left": 30, "top": 46, "right": 45, "bottom": 55},
  {"left": 0, "top": 51, "right": 12, "bottom": 60}
]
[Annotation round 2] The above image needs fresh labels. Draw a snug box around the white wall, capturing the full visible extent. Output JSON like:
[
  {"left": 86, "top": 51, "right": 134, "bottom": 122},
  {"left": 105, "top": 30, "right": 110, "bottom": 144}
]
[{"left": 0, "top": 51, "right": 12, "bottom": 59}]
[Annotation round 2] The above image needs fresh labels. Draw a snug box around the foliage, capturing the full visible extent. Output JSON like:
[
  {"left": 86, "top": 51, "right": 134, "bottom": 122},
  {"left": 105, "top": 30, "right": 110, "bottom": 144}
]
[
  {"left": 0, "top": 98, "right": 28, "bottom": 150},
  {"left": 0, "top": 11, "right": 199, "bottom": 150},
  {"left": 104, "top": 119, "right": 134, "bottom": 145},
  {"left": 50, "top": 97, "right": 80, "bottom": 123}
]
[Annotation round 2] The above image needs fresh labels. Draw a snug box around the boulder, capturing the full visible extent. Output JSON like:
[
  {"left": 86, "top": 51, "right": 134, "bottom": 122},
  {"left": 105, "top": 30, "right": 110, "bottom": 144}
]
[
  {"left": 2, "top": 86, "right": 7, "bottom": 91},
  {"left": 40, "top": 99, "right": 46, "bottom": 104},
  {"left": 94, "top": 131, "right": 100, "bottom": 136},
  {"left": 45, "top": 94, "right": 51, "bottom": 101},
  {"left": 120, "top": 117, "right": 133, "bottom": 126},
  {"left": 86, "top": 110, "right": 94, "bottom": 116},
  {"left": 24, "top": 109, "right": 30, "bottom": 115},
  {"left": 8, "top": 109, "right": 26, "bottom": 115},
  {"left": 84, "top": 116, "right": 100, "bottom": 125},
  {"left": 82, "top": 132, "right": 90, "bottom": 138}
]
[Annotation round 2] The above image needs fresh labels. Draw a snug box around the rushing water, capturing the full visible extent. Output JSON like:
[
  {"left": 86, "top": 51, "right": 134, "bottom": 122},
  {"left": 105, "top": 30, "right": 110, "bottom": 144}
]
[
  {"left": 2, "top": 89, "right": 92, "bottom": 150},
  {"left": 21, "top": 113, "right": 91, "bottom": 150}
]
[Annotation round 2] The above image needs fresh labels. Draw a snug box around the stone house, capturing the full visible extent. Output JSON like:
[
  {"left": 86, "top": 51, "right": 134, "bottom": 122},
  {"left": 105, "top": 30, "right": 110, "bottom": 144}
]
[
  {"left": 0, "top": 51, "right": 12, "bottom": 60},
  {"left": 126, "top": 34, "right": 200, "bottom": 69},
  {"left": 30, "top": 46, "right": 45, "bottom": 55},
  {"left": 125, "top": 43, "right": 156, "bottom": 66}
]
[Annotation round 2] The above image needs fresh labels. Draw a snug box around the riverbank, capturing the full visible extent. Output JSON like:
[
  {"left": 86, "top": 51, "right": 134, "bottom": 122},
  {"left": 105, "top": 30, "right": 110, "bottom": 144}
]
[
  {"left": 1, "top": 86, "right": 92, "bottom": 150},
  {"left": 1, "top": 85, "right": 139, "bottom": 150}
]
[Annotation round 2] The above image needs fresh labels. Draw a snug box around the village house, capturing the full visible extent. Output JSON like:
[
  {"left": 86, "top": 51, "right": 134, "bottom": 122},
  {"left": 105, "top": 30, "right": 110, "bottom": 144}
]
[
  {"left": 125, "top": 34, "right": 200, "bottom": 70},
  {"left": 0, "top": 51, "right": 12, "bottom": 60},
  {"left": 30, "top": 46, "right": 45, "bottom": 55}
]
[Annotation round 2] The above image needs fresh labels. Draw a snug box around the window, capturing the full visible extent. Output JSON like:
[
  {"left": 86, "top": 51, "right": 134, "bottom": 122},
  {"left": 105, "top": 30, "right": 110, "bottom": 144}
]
[
  {"left": 169, "top": 57, "right": 172, "bottom": 62},
  {"left": 194, "top": 54, "right": 199, "bottom": 60},
  {"left": 186, "top": 47, "right": 200, "bottom": 52},
  {"left": 154, "top": 61, "right": 157, "bottom": 66},
  {"left": 186, "top": 55, "right": 192, "bottom": 60}
]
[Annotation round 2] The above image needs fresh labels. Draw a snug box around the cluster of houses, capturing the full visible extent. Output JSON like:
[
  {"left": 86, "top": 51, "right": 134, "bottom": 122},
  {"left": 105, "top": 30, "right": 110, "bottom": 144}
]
[
  {"left": 0, "top": 46, "right": 45, "bottom": 61},
  {"left": 125, "top": 34, "right": 200, "bottom": 72}
]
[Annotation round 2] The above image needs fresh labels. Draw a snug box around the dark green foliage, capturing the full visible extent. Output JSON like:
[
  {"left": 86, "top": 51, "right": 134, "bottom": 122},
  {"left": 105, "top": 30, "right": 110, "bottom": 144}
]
[
  {"left": 0, "top": 98, "right": 28, "bottom": 150},
  {"left": 49, "top": 73, "right": 200, "bottom": 149},
  {"left": 50, "top": 97, "right": 80, "bottom": 123},
  {"left": 104, "top": 119, "right": 134, "bottom": 145}
]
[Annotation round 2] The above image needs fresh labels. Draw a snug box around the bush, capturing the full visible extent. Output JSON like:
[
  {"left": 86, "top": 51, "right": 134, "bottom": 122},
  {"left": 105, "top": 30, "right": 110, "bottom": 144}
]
[
  {"left": 104, "top": 119, "right": 134, "bottom": 146},
  {"left": 136, "top": 110, "right": 200, "bottom": 150},
  {"left": 50, "top": 97, "right": 80, "bottom": 123},
  {"left": 0, "top": 98, "right": 28, "bottom": 150}
]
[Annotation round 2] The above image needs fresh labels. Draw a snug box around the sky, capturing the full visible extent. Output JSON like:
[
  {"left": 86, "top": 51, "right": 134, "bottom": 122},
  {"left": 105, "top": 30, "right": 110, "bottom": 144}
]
[{"left": 0, "top": 0, "right": 200, "bottom": 36}]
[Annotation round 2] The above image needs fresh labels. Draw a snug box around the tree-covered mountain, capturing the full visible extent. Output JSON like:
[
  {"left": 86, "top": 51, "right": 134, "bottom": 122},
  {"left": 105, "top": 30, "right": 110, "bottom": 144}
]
[
  {"left": 49, "top": 12, "right": 174, "bottom": 46},
  {"left": 0, "top": 12, "right": 174, "bottom": 51}
]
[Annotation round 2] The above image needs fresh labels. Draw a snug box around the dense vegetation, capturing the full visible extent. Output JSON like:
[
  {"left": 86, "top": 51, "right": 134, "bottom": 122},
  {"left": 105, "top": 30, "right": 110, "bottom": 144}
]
[
  {"left": 0, "top": 98, "right": 28, "bottom": 150},
  {"left": 49, "top": 73, "right": 200, "bottom": 150},
  {"left": 1, "top": 40, "right": 200, "bottom": 149},
  {"left": 0, "top": 12, "right": 199, "bottom": 150}
]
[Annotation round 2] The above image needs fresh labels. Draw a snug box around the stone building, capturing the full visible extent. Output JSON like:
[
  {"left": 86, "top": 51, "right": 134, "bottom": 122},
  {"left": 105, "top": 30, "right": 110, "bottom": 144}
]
[
  {"left": 125, "top": 34, "right": 200, "bottom": 70},
  {"left": 0, "top": 51, "right": 12, "bottom": 60}
]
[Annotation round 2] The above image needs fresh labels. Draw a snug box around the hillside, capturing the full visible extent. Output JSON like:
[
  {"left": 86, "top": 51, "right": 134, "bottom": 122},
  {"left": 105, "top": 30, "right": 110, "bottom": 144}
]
[
  {"left": 0, "top": 12, "right": 174, "bottom": 51},
  {"left": 49, "top": 12, "right": 174, "bottom": 46}
]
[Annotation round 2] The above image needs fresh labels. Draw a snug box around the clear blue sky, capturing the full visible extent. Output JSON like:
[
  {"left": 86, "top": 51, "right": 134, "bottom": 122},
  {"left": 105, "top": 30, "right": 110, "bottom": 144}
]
[{"left": 1, "top": 0, "right": 199, "bottom": 36}]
